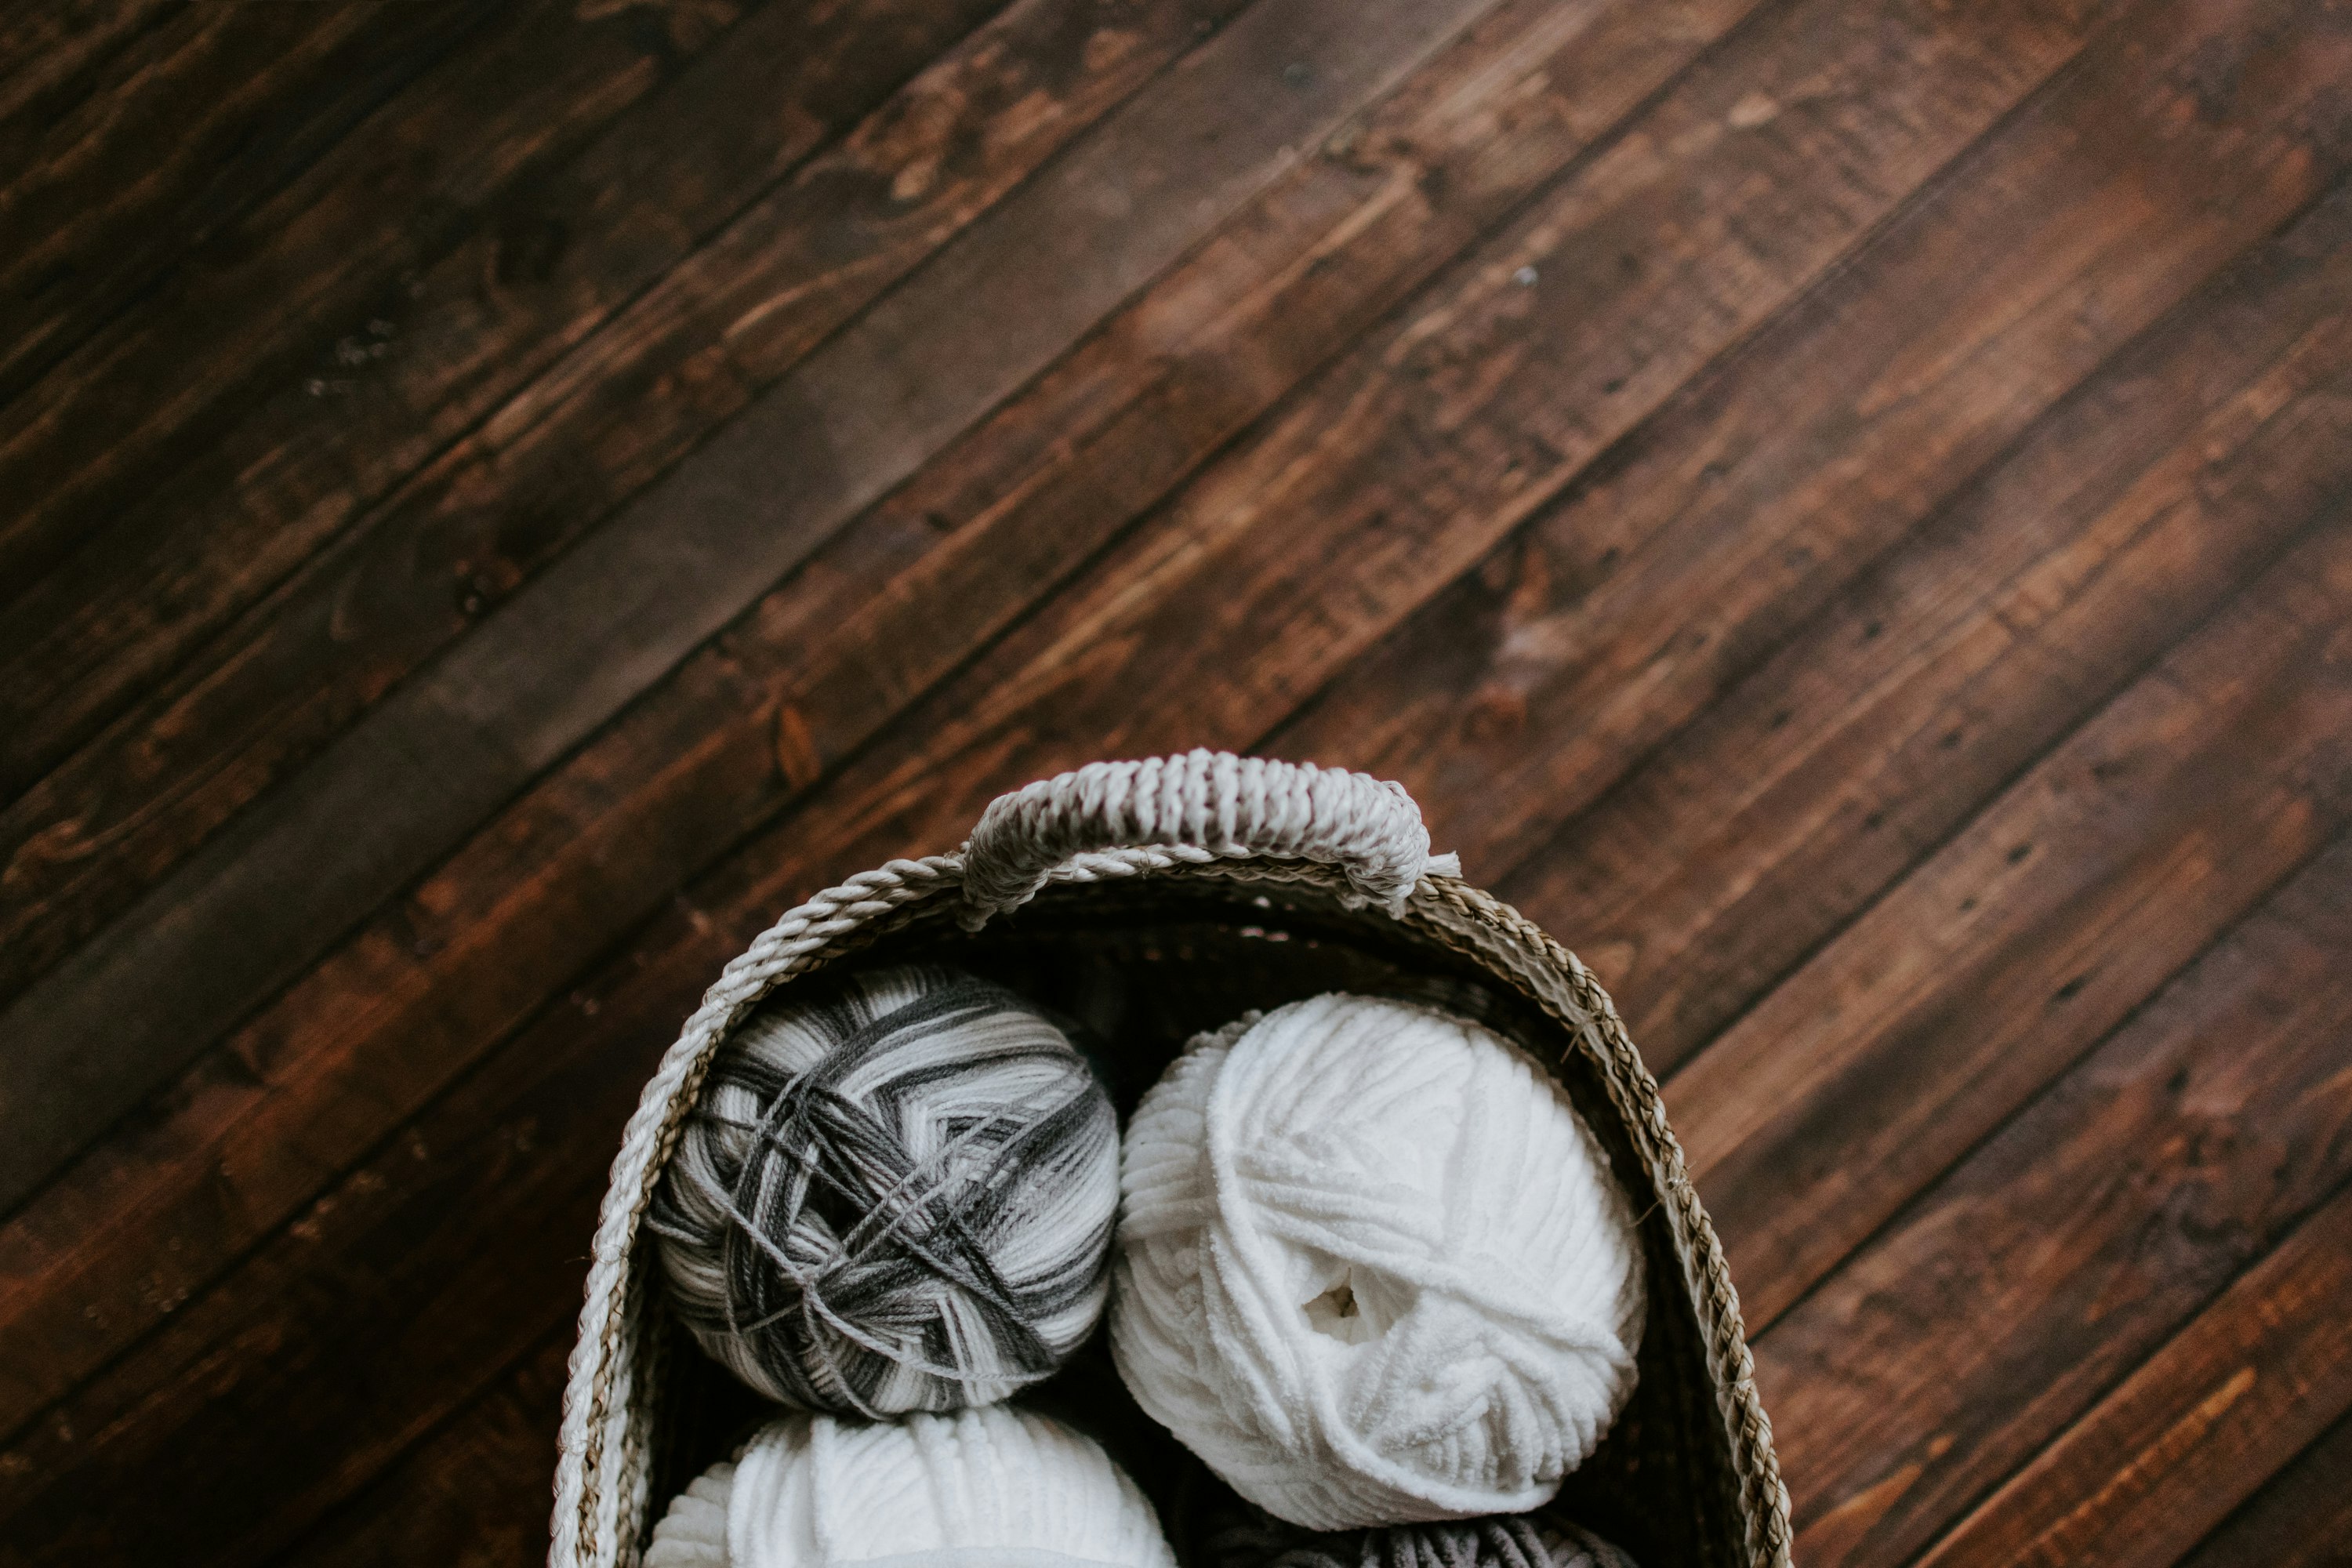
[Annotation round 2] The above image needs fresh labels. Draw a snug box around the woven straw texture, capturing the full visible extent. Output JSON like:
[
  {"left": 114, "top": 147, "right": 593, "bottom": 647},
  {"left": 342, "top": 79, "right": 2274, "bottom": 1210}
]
[{"left": 550, "top": 752, "right": 1789, "bottom": 1568}]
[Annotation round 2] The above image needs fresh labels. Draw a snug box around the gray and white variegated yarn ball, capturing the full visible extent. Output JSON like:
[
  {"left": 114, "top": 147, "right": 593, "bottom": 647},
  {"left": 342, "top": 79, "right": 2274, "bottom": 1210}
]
[
  {"left": 650, "top": 964, "right": 1120, "bottom": 1416},
  {"left": 1112, "top": 993, "right": 1646, "bottom": 1529},
  {"left": 641, "top": 1405, "right": 1178, "bottom": 1568},
  {"left": 1203, "top": 1497, "right": 1639, "bottom": 1568}
]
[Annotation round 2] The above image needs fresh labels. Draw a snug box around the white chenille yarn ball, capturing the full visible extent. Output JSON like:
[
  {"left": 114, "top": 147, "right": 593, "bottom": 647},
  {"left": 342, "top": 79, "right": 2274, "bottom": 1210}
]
[
  {"left": 641, "top": 1406, "right": 1179, "bottom": 1568},
  {"left": 645, "top": 1461, "right": 735, "bottom": 1568},
  {"left": 1202, "top": 1497, "right": 1641, "bottom": 1568},
  {"left": 650, "top": 965, "right": 1120, "bottom": 1415},
  {"left": 1112, "top": 993, "right": 1646, "bottom": 1529}
]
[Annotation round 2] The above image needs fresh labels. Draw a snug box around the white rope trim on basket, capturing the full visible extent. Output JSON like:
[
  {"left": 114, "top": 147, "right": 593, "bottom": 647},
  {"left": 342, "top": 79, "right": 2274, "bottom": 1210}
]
[
  {"left": 958, "top": 750, "right": 1458, "bottom": 930},
  {"left": 555, "top": 855, "right": 964, "bottom": 1568},
  {"left": 553, "top": 754, "right": 1463, "bottom": 1568}
]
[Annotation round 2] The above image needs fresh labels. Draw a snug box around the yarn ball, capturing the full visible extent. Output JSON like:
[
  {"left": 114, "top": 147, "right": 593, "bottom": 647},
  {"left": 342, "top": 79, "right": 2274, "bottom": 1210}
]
[
  {"left": 642, "top": 1405, "right": 1179, "bottom": 1568},
  {"left": 1112, "top": 993, "right": 1646, "bottom": 1528},
  {"left": 1201, "top": 1498, "right": 1639, "bottom": 1568},
  {"left": 645, "top": 1462, "right": 732, "bottom": 1568},
  {"left": 650, "top": 964, "right": 1120, "bottom": 1415}
]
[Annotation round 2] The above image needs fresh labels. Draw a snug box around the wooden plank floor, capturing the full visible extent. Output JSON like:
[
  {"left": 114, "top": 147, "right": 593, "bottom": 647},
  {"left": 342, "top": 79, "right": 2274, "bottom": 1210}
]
[{"left": 3, "top": 0, "right": 2349, "bottom": 1562}]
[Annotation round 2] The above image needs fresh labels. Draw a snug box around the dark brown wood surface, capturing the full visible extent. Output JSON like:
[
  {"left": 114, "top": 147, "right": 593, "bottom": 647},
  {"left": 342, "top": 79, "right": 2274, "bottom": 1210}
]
[{"left": 3, "top": 1, "right": 2347, "bottom": 1563}]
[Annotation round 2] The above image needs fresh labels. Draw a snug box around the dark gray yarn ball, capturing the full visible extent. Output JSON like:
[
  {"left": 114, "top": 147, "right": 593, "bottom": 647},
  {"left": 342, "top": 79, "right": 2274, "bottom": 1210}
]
[
  {"left": 648, "top": 964, "right": 1120, "bottom": 1415},
  {"left": 1203, "top": 1502, "right": 1639, "bottom": 1568}
]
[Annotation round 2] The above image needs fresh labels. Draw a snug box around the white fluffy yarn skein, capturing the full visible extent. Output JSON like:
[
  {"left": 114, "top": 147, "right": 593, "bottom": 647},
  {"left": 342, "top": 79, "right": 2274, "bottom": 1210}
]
[
  {"left": 1112, "top": 993, "right": 1646, "bottom": 1529},
  {"left": 1201, "top": 1497, "right": 1642, "bottom": 1568},
  {"left": 645, "top": 1461, "right": 735, "bottom": 1568},
  {"left": 641, "top": 1405, "right": 1178, "bottom": 1568},
  {"left": 650, "top": 965, "right": 1120, "bottom": 1415}
]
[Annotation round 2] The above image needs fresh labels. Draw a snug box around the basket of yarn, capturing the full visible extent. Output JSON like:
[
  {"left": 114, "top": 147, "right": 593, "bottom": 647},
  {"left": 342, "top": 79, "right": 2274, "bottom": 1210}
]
[{"left": 553, "top": 751, "right": 1789, "bottom": 1568}]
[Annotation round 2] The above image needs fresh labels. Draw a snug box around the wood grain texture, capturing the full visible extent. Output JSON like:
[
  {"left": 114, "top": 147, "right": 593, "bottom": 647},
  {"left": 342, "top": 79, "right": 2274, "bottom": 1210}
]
[
  {"left": 0, "top": 0, "right": 480, "bottom": 415},
  {"left": 1267, "top": 0, "right": 2352, "bottom": 955},
  {"left": 281, "top": 1336, "right": 573, "bottom": 1568},
  {"left": 2173, "top": 1413, "right": 2352, "bottom": 1568},
  {"left": 1915, "top": 1178, "right": 2352, "bottom": 1567},
  {"left": 0, "top": 0, "right": 742, "bottom": 599},
  {"left": 0, "top": 3, "right": 171, "bottom": 143},
  {"left": 5, "top": 0, "right": 2349, "bottom": 1559},
  {"left": 0, "top": 0, "right": 1005, "bottom": 989},
  {"left": 1764, "top": 828, "right": 2352, "bottom": 1566},
  {"left": 1673, "top": 504, "right": 2352, "bottom": 1324}
]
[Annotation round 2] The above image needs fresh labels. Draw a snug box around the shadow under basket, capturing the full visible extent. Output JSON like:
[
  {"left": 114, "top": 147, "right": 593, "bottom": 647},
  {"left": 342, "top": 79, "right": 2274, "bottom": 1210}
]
[{"left": 550, "top": 757, "right": 1791, "bottom": 1568}]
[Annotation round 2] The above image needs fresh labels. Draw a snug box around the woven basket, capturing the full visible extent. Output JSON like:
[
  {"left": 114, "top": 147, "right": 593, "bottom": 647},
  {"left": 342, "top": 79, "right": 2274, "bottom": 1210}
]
[{"left": 550, "top": 751, "right": 1790, "bottom": 1568}]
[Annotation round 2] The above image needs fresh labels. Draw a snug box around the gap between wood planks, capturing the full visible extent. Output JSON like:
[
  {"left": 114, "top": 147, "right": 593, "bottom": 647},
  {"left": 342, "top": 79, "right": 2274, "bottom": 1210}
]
[
  {"left": 275, "top": 1334, "right": 575, "bottom": 1568},
  {"left": 0, "top": 0, "right": 2333, "bottom": 1561},
  {"left": 2172, "top": 1407, "right": 2352, "bottom": 1568}
]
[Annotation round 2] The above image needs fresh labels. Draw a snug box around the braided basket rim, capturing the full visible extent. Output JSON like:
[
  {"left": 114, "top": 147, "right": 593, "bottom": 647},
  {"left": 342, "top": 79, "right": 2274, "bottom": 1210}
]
[{"left": 550, "top": 852, "right": 1791, "bottom": 1568}]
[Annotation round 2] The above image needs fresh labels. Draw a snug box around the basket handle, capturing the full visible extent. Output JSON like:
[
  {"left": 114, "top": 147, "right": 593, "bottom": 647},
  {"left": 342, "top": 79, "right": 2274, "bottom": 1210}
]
[{"left": 957, "top": 750, "right": 1457, "bottom": 929}]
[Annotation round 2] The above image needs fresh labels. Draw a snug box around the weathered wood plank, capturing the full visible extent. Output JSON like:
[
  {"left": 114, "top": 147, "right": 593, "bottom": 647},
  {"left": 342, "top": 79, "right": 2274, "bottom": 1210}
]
[
  {"left": 0, "top": 1, "right": 476, "bottom": 409},
  {"left": 746, "top": 0, "right": 1767, "bottom": 782},
  {"left": 0, "top": 0, "right": 1019, "bottom": 1005},
  {"left": 0, "top": 0, "right": 719, "bottom": 593},
  {"left": 1497, "top": 180, "right": 2352, "bottom": 1069},
  {"left": 0, "top": 0, "right": 1033, "bottom": 985},
  {"left": 276, "top": 1337, "right": 571, "bottom": 1568},
  {"left": 1759, "top": 829, "right": 2352, "bottom": 1567},
  {"left": 1263, "top": 4, "right": 2352, "bottom": 940},
  {"left": 0, "top": 1022, "right": 613, "bottom": 1566},
  {"left": 0, "top": 0, "right": 931, "bottom": 797},
  {"left": 0, "top": 0, "right": 1755, "bottom": 1436},
  {"left": 0, "top": 4, "right": 173, "bottom": 171},
  {"left": 2172, "top": 1412, "right": 2352, "bottom": 1568},
  {"left": 1670, "top": 506, "right": 2352, "bottom": 1329},
  {"left": 0, "top": 0, "right": 2126, "bottom": 1549},
  {"left": 1912, "top": 1178, "right": 2352, "bottom": 1568}
]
